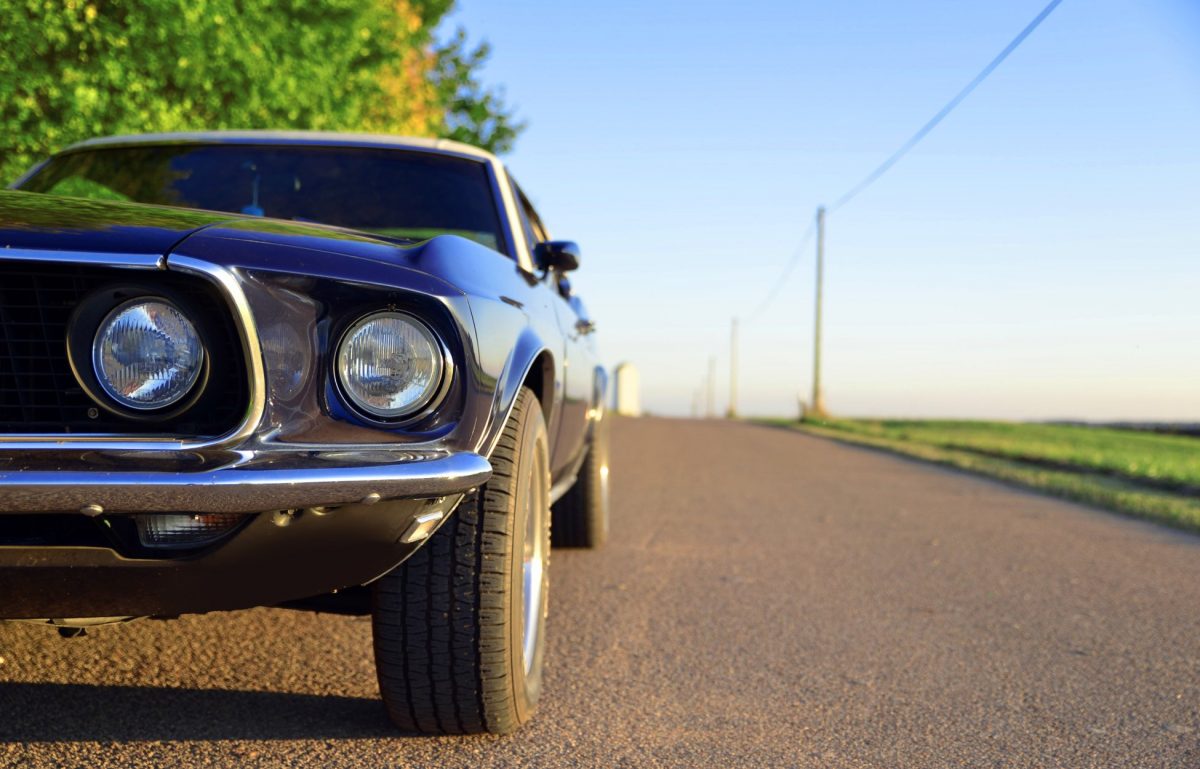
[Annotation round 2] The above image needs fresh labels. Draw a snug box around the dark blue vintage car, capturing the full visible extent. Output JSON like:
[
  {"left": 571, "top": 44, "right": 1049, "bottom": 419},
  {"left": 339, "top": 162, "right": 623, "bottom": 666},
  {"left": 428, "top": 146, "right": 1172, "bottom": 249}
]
[{"left": 0, "top": 132, "right": 610, "bottom": 734}]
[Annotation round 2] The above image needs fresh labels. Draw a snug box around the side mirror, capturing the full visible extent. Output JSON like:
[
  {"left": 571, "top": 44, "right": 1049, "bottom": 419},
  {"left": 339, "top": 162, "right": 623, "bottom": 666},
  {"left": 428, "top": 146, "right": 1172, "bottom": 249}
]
[{"left": 533, "top": 240, "right": 581, "bottom": 273}]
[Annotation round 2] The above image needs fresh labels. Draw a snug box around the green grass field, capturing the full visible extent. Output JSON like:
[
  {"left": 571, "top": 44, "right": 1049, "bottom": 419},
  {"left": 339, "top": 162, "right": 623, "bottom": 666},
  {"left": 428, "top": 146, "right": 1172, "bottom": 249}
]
[{"left": 761, "top": 418, "right": 1200, "bottom": 533}]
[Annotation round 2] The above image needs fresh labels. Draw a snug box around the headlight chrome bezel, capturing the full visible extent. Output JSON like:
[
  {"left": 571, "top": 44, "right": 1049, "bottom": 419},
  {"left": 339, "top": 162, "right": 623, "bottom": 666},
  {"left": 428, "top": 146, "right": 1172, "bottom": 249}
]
[
  {"left": 333, "top": 310, "right": 452, "bottom": 425},
  {"left": 91, "top": 297, "right": 207, "bottom": 413},
  {"left": 67, "top": 289, "right": 212, "bottom": 420}
]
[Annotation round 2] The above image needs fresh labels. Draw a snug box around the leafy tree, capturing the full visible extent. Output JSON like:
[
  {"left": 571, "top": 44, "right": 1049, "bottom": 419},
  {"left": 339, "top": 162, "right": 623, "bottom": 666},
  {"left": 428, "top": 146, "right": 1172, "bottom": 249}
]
[
  {"left": 434, "top": 28, "right": 525, "bottom": 155},
  {"left": 0, "top": 0, "right": 522, "bottom": 183}
]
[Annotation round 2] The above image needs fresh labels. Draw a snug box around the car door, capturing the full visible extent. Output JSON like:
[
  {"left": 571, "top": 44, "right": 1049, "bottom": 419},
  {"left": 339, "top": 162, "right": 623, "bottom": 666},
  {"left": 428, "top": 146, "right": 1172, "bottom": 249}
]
[
  {"left": 554, "top": 276, "right": 599, "bottom": 453},
  {"left": 508, "top": 178, "right": 592, "bottom": 476}
]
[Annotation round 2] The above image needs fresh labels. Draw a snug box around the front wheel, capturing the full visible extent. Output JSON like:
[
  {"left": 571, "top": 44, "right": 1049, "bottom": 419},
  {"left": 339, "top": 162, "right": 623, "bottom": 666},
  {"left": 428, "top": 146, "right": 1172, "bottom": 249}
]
[{"left": 371, "top": 387, "right": 551, "bottom": 734}]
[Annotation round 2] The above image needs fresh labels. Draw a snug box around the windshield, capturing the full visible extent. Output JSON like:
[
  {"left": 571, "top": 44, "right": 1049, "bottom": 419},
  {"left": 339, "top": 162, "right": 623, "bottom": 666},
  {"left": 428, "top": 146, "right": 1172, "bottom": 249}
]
[{"left": 18, "top": 144, "right": 506, "bottom": 253}]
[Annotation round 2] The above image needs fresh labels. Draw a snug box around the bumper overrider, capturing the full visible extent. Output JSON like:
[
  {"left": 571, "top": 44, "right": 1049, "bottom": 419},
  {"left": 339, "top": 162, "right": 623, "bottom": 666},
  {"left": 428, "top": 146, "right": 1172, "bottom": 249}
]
[{"left": 0, "top": 252, "right": 491, "bottom": 621}]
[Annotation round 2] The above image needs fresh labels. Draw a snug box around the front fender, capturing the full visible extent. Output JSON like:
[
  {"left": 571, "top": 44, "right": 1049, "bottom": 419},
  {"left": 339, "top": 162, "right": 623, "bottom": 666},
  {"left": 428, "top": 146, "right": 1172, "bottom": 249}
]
[
  {"left": 408, "top": 236, "right": 566, "bottom": 461},
  {"left": 468, "top": 305, "right": 557, "bottom": 458}
]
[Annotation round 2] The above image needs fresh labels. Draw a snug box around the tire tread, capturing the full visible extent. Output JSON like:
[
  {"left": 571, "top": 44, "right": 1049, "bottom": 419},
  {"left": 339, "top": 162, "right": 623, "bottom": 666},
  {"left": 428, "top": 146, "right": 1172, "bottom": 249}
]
[
  {"left": 373, "top": 389, "right": 540, "bottom": 734},
  {"left": 551, "top": 416, "right": 608, "bottom": 548}
]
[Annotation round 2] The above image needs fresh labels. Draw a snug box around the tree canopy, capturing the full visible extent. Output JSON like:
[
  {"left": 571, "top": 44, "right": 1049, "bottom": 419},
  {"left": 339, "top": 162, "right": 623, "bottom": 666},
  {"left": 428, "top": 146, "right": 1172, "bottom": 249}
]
[{"left": 0, "top": 0, "right": 523, "bottom": 182}]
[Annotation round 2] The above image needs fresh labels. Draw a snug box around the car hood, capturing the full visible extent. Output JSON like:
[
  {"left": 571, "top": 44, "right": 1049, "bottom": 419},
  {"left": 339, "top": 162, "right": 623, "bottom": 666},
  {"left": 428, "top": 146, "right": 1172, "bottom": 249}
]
[
  {"left": 0, "top": 189, "right": 423, "bottom": 268},
  {"left": 0, "top": 190, "right": 491, "bottom": 296},
  {"left": 0, "top": 189, "right": 237, "bottom": 256}
]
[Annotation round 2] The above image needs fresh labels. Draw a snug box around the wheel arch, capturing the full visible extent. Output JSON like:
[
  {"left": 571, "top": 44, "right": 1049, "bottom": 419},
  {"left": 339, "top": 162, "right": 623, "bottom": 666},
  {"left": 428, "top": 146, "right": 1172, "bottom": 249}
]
[
  {"left": 523, "top": 350, "right": 555, "bottom": 423},
  {"left": 482, "top": 328, "right": 558, "bottom": 458}
]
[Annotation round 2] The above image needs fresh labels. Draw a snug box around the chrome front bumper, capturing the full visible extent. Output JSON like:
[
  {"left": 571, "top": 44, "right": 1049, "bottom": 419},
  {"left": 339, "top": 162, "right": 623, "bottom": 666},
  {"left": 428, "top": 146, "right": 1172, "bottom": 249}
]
[{"left": 0, "top": 450, "right": 491, "bottom": 514}]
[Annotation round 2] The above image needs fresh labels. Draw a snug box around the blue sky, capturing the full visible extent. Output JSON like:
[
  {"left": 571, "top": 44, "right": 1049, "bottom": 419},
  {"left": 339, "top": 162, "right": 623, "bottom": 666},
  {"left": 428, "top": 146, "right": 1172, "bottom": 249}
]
[{"left": 449, "top": 0, "right": 1200, "bottom": 420}]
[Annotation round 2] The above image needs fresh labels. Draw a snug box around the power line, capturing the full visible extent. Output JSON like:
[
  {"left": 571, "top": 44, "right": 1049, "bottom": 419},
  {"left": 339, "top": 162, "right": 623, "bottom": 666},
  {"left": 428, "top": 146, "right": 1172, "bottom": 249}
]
[
  {"left": 830, "top": 0, "right": 1063, "bottom": 212},
  {"left": 741, "top": 0, "right": 1062, "bottom": 322},
  {"left": 742, "top": 220, "right": 817, "bottom": 322},
  {"left": 722, "top": 0, "right": 1064, "bottom": 417}
]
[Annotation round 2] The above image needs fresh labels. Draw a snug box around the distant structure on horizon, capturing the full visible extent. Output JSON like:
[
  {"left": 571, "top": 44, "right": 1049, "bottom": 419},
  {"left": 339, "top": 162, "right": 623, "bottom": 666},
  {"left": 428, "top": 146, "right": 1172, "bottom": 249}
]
[{"left": 613, "top": 363, "right": 641, "bottom": 417}]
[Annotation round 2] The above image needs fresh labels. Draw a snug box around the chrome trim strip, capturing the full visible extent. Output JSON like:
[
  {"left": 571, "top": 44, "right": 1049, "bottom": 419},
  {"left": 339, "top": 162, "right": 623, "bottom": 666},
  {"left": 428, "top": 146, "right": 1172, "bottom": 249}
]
[
  {"left": 0, "top": 252, "right": 267, "bottom": 450},
  {"left": 0, "top": 249, "right": 162, "bottom": 269},
  {"left": 492, "top": 162, "right": 533, "bottom": 272},
  {"left": 0, "top": 451, "right": 492, "bottom": 514},
  {"left": 168, "top": 255, "right": 268, "bottom": 448},
  {"left": 483, "top": 346, "right": 553, "bottom": 459},
  {"left": 53, "top": 131, "right": 497, "bottom": 163}
]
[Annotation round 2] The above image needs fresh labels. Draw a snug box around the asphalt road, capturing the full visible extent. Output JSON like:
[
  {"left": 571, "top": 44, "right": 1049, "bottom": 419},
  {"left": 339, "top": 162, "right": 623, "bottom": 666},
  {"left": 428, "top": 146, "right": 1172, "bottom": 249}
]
[{"left": 2, "top": 417, "right": 1198, "bottom": 768}]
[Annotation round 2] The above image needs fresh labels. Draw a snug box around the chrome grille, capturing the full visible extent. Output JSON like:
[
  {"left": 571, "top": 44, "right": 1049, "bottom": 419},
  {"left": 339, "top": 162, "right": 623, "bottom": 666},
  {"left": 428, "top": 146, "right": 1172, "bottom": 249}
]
[{"left": 0, "top": 261, "right": 248, "bottom": 436}]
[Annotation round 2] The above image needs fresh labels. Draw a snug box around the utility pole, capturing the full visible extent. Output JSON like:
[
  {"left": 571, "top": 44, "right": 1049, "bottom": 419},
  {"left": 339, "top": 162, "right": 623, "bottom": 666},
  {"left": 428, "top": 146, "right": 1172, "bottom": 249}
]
[
  {"left": 726, "top": 317, "right": 738, "bottom": 418},
  {"left": 810, "top": 206, "right": 828, "bottom": 419},
  {"left": 706, "top": 355, "right": 716, "bottom": 418}
]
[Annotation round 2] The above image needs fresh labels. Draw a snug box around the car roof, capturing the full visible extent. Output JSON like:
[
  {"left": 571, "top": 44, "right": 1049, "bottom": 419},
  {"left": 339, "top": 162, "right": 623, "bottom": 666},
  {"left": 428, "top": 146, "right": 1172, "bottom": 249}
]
[{"left": 56, "top": 130, "right": 497, "bottom": 163}]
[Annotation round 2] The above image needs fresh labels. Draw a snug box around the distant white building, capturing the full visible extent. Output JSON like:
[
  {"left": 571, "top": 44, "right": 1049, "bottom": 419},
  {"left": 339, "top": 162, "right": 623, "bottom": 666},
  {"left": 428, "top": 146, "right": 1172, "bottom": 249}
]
[{"left": 613, "top": 363, "right": 641, "bottom": 417}]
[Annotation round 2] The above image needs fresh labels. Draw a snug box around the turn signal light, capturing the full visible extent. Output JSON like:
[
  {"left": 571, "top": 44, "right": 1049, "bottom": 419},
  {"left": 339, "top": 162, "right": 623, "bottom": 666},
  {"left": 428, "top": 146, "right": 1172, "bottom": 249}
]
[{"left": 134, "top": 513, "right": 243, "bottom": 548}]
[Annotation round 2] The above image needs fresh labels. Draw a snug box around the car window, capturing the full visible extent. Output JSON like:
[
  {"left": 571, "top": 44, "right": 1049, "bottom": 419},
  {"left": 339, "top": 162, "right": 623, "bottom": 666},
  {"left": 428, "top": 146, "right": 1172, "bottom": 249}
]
[
  {"left": 38, "top": 175, "right": 132, "bottom": 203},
  {"left": 508, "top": 177, "right": 538, "bottom": 256},
  {"left": 527, "top": 203, "right": 548, "bottom": 243},
  {"left": 510, "top": 178, "right": 549, "bottom": 244},
  {"left": 19, "top": 145, "right": 508, "bottom": 255}
]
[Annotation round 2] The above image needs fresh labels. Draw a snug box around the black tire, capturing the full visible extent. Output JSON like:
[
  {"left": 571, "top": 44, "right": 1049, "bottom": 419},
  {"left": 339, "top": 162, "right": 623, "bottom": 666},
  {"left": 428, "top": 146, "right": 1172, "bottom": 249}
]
[
  {"left": 371, "top": 387, "right": 551, "bottom": 735},
  {"left": 551, "top": 410, "right": 610, "bottom": 548}
]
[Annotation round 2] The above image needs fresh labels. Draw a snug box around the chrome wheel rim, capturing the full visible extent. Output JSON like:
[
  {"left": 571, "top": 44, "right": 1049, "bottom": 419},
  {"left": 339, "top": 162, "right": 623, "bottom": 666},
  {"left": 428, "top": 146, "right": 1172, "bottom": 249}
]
[
  {"left": 598, "top": 429, "right": 611, "bottom": 539},
  {"left": 521, "top": 445, "right": 548, "bottom": 676}
]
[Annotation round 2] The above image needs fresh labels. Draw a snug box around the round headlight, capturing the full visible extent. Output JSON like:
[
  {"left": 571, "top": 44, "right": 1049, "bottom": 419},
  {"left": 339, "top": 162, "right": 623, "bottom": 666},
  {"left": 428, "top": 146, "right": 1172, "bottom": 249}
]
[
  {"left": 336, "top": 312, "right": 445, "bottom": 420},
  {"left": 92, "top": 299, "right": 205, "bottom": 411}
]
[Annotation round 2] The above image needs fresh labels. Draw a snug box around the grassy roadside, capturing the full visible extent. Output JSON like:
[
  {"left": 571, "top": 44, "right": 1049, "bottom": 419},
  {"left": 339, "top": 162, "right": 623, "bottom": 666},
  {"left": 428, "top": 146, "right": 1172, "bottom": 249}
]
[{"left": 758, "top": 418, "right": 1200, "bottom": 534}]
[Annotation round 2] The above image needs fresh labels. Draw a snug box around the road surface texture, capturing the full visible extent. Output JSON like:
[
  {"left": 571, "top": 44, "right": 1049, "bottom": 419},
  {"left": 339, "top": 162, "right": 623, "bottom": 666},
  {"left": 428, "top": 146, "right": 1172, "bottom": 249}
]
[{"left": 1, "top": 417, "right": 1198, "bottom": 768}]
